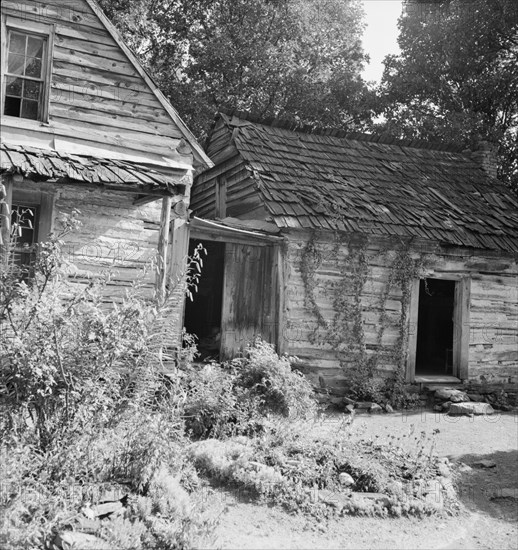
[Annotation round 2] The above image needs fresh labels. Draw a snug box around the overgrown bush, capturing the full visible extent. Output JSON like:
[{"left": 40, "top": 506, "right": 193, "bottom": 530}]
[
  {"left": 182, "top": 339, "right": 317, "bottom": 439},
  {"left": 0, "top": 212, "right": 214, "bottom": 549},
  {"left": 234, "top": 339, "right": 316, "bottom": 418}
]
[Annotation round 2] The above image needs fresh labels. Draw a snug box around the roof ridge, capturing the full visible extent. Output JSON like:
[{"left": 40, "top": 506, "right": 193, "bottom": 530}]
[{"left": 216, "top": 108, "right": 466, "bottom": 154}]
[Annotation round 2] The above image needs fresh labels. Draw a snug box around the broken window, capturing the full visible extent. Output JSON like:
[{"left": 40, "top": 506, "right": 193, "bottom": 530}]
[{"left": 3, "top": 30, "right": 48, "bottom": 121}]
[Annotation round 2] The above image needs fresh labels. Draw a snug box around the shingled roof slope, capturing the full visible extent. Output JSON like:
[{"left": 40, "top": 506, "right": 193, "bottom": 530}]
[
  {"left": 1, "top": 143, "right": 181, "bottom": 194},
  {"left": 210, "top": 113, "right": 518, "bottom": 253}
]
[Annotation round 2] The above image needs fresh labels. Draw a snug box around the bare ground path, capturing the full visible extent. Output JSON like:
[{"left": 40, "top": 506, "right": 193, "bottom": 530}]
[{"left": 202, "top": 411, "right": 518, "bottom": 550}]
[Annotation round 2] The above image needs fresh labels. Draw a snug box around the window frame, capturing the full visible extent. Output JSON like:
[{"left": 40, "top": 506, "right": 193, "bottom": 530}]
[
  {"left": 1, "top": 15, "right": 55, "bottom": 124},
  {"left": 0, "top": 176, "right": 55, "bottom": 267}
]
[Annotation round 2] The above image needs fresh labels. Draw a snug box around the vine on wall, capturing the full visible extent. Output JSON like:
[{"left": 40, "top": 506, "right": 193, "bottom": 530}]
[{"left": 301, "top": 233, "right": 426, "bottom": 405}]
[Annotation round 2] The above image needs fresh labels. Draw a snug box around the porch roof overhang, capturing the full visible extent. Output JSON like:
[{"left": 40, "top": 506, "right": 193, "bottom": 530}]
[
  {"left": 189, "top": 216, "right": 285, "bottom": 245},
  {"left": 0, "top": 142, "right": 187, "bottom": 200}
]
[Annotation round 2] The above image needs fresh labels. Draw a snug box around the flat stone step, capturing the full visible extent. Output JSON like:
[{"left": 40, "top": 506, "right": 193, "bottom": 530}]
[
  {"left": 415, "top": 375, "right": 462, "bottom": 384},
  {"left": 424, "top": 384, "right": 464, "bottom": 393}
]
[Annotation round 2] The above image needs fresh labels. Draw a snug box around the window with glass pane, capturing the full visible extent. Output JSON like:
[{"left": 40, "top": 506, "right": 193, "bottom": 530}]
[{"left": 4, "top": 31, "right": 46, "bottom": 121}]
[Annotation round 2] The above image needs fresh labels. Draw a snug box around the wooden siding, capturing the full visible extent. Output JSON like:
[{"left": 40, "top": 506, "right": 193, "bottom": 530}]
[
  {"left": 5, "top": 177, "right": 184, "bottom": 329},
  {"left": 281, "top": 231, "right": 518, "bottom": 391},
  {"left": 192, "top": 153, "right": 263, "bottom": 219},
  {"left": 220, "top": 242, "right": 278, "bottom": 359},
  {"left": 1, "top": 0, "right": 191, "bottom": 167}
]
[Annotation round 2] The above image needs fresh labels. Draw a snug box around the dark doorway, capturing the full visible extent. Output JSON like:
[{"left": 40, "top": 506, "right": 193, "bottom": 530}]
[
  {"left": 184, "top": 239, "right": 225, "bottom": 360},
  {"left": 415, "top": 279, "right": 456, "bottom": 376}
]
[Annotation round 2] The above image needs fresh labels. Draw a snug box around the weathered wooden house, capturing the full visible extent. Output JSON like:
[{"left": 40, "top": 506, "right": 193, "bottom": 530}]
[
  {"left": 0, "top": 0, "right": 211, "bottom": 344},
  {"left": 189, "top": 112, "right": 518, "bottom": 392}
]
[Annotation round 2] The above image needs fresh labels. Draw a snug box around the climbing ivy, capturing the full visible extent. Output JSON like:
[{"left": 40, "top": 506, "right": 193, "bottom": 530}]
[
  {"left": 300, "top": 233, "right": 426, "bottom": 406},
  {"left": 383, "top": 241, "right": 426, "bottom": 407},
  {"left": 300, "top": 231, "right": 328, "bottom": 342}
]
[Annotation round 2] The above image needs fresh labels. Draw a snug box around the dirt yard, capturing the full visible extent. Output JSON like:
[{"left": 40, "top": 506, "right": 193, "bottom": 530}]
[{"left": 203, "top": 410, "right": 518, "bottom": 550}]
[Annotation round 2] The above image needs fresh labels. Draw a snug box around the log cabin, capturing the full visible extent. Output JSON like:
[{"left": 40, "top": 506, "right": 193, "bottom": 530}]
[
  {"left": 0, "top": 0, "right": 212, "bottom": 348},
  {"left": 189, "top": 111, "right": 518, "bottom": 394}
]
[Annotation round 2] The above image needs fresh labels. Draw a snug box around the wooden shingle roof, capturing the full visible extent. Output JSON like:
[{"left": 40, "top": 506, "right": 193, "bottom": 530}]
[
  {"left": 0, "top": 143, "right": 183, "bottom": 195},
  {"left": 208, "top": 113, "right": 518, "bottom": 253}
]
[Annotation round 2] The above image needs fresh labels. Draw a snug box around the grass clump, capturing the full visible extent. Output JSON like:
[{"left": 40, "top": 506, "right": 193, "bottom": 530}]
[{"left": 188, "top": 419, "right": 458, "bottom": 519}]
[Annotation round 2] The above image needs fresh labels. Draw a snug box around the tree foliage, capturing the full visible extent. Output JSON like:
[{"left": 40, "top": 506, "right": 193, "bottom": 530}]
[
  {"left": 378, "top": 0, "right": 518, "bottom": 192},
  {"left": 98, "top": 0, "right": 373, "bottom": 138}
]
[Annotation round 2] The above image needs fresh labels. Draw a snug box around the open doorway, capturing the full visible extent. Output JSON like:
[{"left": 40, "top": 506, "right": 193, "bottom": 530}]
[
  {"left": 415, "top": 278, "right": 456, "bottom": 376},
  {"left": 184, "top": 239, "right": 225, "bottom": 361}
]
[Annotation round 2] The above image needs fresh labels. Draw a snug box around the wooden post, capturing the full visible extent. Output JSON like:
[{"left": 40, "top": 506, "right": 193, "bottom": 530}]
[
  {"left": 275, "top": 241, "right": 288, "bottom": 355},
  {"left": 157, "top": 195, "right": 172, "bottom": 304},
  {"left": 406, "top": 278, "right": 420, "bottom": 382},
  {"left": 454, "top": 278, "right": 471, "bottom": 381},
  {"left": 0, "top": 177, "right": 13, "bottom": 263}
]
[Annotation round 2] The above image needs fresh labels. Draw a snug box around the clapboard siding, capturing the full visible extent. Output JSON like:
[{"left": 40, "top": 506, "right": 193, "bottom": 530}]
[
  {"left": 281, "top": 232, "right": 518, "bottom": 389},
  {"left": 191, "top": 156, "right": 262, "bottom": 218},
  {"left": 51, "top": 184, "right": 184, "bottom": 346},
  {"left": 1, "top": 0, "right": 188, "bottom": 165}
]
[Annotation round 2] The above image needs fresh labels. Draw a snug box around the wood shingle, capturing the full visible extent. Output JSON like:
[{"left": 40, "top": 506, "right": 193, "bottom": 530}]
[{"left": 197, "top": 113, "right": 518, "bottom": 253}]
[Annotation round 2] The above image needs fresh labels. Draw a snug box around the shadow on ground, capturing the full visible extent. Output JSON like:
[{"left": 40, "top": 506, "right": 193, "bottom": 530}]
[{"left": 454, "top": 449, "right": 518, "bottom": 522}]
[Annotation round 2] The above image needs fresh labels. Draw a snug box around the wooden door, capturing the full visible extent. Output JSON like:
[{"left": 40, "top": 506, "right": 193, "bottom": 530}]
[{"left": 220, "top": 242, "right": 277, "bottom": 359}]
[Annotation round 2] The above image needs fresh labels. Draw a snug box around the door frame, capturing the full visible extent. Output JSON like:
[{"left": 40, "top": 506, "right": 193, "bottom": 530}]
[
  {"left": 407, "top": 275, "right": 471, "bottom": 382},
  {"left": 187, "top": 217, "right": 286, "bottom": 358}
]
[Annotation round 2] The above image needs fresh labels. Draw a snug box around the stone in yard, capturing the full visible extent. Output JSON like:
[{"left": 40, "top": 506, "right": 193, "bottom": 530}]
[
  {"left": 350, "top": 492, "right": 391, "bottom": 508},
  {"left": 449, "top": 402, "right": 494, "bottom": 416},
  {"left": 437, "top": 462, "right": 451, "bottom": 478},
  {"left": 355, "top": 401, "right": 373, "bottom": 410},
  {"left": 450, "top": 392, "right": 470, "bottom": 403},
  {"left": 472, "top": 459, "right": 496, "bottom": 469},
  {"left": 385, "top": 403, "right": 394, "bottom": 413},
  {"left": 88, "top": 501, "right": 123, "bottom": 518},
  {"left": 435, "top": 389, "right": 469, "bottom": 402},
  {"left": 439, "top": 477, "right": 457, "bottom": 500},
  {"left": 73, "top": 516, "right": 102, "bottom": 534},
  {"left": 54, "top": 531, "right": 112, "bottom": 550},
  {"left": 99, "top": 487, "right": 128, "bottom": 503},
  {"left": 490, "top": 488, "right": 518, "bottom": 500},
  {"left": 369, "top": 403, "right": 383, "bottom": 414},
  {"left": 343, "top": 396, "right": 356, "bottom": 406},
  {"left": 318, "top": 489, "right": 348, "bottom": 511},
  {"left": 338, "top": 472, "right": 355, "bottom": 487},
  {"left": 345, "top": 404, "right": 355, "bottom": 414},
  {"left": 467, "top": 393, "right": 485, "bottom": 402}
]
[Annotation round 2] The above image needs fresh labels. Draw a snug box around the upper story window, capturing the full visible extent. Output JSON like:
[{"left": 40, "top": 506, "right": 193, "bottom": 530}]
[{"left": 3, "top": 30, "right": 48, "bottom": 121}]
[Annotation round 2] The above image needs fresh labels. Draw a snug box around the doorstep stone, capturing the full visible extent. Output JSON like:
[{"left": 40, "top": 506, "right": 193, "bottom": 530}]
[{"left": 449, "top": 402, "right": 495, "bottom": 416}]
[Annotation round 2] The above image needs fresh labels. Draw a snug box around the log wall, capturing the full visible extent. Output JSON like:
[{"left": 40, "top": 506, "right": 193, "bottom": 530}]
[
  {"left": 12, "top": 179, "right": 186, "bottom": 349},
  {"left": 282, "top": 231, "right": 518, "bottom": 392}
]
